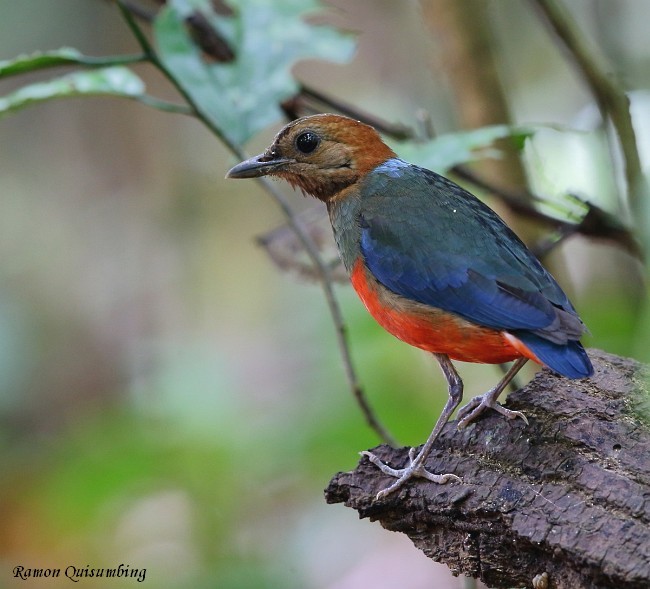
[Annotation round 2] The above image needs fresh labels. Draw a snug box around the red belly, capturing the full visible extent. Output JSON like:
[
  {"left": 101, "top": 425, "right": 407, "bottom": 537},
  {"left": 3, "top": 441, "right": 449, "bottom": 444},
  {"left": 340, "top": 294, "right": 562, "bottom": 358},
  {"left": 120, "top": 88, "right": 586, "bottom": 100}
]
[{"left": 350, "top": 259, "right": 540, "bottom": 365}]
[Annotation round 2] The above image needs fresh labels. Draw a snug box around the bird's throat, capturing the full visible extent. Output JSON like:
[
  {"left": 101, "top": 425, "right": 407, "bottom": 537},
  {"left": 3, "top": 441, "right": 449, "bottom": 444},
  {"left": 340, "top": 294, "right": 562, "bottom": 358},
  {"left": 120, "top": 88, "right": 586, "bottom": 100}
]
[{"left": 280, "top": 169, "right": 359, "bottom": 202}]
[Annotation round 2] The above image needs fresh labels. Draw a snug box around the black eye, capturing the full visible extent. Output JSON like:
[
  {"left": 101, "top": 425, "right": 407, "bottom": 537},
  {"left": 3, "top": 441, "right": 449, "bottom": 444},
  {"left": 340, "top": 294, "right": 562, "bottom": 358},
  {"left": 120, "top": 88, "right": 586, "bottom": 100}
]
[{"left": 295, "top": 131, "right": 320, "bottom": 154}]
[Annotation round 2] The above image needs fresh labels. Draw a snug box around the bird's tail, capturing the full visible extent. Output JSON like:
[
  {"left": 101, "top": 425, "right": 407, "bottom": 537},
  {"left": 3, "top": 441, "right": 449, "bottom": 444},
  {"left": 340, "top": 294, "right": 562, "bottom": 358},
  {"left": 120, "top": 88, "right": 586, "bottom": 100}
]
[{"left": 513, "top": 332, "right": 593, "bottom": 379}]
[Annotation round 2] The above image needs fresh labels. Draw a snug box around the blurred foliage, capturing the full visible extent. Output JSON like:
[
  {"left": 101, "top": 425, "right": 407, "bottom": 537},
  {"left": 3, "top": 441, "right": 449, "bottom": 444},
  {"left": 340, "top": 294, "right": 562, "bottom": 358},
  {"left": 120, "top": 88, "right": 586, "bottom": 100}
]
[
  {"left": 390, "top": 124, "right": 535, "bottom": 172},
  {"left": 0, "top": 47, "right": 138, "bottom": 76},
  {"left": 155, "top": 0, "right": 355, "bottom": 145},
  {"left": 0, "top": 1, "right": 648, "bottom": 589},
  {"left": 0, "top": 65, "right": 144, "bottom": 117}
]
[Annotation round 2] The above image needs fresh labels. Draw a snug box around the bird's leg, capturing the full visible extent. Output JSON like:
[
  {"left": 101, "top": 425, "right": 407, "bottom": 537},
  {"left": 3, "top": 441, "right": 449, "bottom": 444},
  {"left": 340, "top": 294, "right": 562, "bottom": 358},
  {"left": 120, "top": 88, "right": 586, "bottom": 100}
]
[
  {"left": 362, "top": 353, "right": 463, "bottom": 499},
  {"left": 457, "top": 357, "right": 529, "bottom": 429}
]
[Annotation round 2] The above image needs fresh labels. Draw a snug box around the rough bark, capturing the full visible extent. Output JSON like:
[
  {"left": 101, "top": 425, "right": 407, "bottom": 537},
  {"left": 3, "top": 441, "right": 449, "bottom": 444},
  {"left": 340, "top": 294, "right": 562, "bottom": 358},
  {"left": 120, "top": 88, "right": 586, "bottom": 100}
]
[{"left": 325, "top": 349, "right": 650, "bottom": 589}]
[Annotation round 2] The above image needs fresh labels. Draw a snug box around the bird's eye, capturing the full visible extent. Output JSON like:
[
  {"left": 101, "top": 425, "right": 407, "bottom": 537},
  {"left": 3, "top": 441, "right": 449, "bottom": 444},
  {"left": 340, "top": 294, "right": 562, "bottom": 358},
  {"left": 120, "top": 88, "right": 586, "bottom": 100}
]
[{"left": 295, "top": 131, "right": 320, "bottom": 154}]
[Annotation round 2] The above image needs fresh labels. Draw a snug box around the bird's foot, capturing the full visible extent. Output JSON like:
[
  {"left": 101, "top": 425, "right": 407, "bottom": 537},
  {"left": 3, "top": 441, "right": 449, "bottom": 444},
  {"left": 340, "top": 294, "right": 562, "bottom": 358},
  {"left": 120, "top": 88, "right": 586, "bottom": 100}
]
[
  {"left": 361, "top": 447, "right": 461, "bottom": 500},
  {"left": 457, "top": 392, "right": 529, "bottom": 429}
]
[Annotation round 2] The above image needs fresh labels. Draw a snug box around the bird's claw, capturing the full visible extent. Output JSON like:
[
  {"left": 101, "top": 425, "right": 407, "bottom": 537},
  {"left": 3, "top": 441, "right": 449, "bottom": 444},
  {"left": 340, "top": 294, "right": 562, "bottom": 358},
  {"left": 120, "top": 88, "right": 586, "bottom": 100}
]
[
  {"left": 457, "top": 393, "right": 529, "bottom": 429},
  {"left": 360, "top": 449, "right": 461, "bottom": 500}
]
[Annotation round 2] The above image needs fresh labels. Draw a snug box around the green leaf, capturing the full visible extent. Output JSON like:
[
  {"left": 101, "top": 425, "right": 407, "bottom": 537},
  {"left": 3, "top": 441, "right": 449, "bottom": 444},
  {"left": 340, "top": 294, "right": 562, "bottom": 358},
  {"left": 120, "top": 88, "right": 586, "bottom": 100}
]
[
  {"left": 0, "top": 47, "right": 145, "bottom": 79},
  {"left": 154, "top": 0, "right": 356, "bottom": 145},
  {"left": 0, "top": 48, "right": 85, "bottom": 78},
  {"left": 390, "top": 125, "right": 536, "bottom": 172},
  {"left": 0, "top": 66, "right": 145, "bottom": 118}
]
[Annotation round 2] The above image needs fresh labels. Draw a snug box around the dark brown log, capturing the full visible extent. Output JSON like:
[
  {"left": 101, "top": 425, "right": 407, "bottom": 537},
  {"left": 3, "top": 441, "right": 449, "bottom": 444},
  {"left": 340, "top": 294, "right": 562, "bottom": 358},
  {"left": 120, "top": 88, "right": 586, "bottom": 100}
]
[{"left": 325, "top": 349, "right": 650, "bottom": 589}]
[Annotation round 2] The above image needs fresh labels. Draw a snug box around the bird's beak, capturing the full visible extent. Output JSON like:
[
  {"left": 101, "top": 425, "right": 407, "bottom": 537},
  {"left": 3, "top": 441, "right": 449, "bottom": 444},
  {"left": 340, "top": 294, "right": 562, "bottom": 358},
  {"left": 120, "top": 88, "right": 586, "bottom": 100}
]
[{"left": 226, "top": 153, "right": 294, "bottom": 179}]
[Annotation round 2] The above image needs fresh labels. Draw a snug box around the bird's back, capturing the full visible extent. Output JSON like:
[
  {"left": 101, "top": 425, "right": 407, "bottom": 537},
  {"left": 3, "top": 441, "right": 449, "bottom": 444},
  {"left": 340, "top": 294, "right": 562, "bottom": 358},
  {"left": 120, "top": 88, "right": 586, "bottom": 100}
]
[{"left": 330, "top": 158, "right": 593, "bottom": 378}]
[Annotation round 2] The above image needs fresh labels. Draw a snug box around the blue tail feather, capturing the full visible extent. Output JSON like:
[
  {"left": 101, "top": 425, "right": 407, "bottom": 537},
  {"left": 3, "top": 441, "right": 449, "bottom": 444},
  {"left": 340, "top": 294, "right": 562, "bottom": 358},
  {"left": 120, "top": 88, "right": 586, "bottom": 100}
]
[{"left": 513, "top": 332, "right": 593, "bottom": 379}]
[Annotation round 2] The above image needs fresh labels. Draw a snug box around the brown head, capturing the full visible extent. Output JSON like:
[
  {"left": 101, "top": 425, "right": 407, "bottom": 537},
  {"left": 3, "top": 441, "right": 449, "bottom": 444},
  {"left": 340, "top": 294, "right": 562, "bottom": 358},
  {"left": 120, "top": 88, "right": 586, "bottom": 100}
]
[{"left": 226, "top": 114, "right": 396, "bottom": 202}]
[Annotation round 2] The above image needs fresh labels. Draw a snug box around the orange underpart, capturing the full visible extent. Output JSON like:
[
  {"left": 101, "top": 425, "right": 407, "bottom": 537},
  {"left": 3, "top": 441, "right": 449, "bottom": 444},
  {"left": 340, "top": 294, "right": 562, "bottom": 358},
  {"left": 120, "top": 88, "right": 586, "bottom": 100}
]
[{"left": 351, "top": 259, "right": 542, "bottom": 365}]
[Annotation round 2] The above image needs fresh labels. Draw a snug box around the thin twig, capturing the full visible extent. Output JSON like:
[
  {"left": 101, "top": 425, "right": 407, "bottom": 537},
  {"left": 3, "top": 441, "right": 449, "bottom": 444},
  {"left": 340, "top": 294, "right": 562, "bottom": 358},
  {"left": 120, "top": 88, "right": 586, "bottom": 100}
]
[
  {"left": 453, "top": 165, "right": 642, "bottom": 259},
  {"left": 530, "top": 0, "right": 648, "bottom": 238},
  {"left": 256, "top": 180, "right": 396, "bottom": 446},
  {"left": 117, "top": 1, "right": 157, "bottom": 58},
  {"left": 117, "top": 0, "right": 157, "bottom": 22},
  {"left": 299, "top": 85, "right": 414, "bottom": 140},
  {"left": 116, "top": 1, "right": 396, "bottom": 445},
  {"left": 117, "top": 1, "right": 230, "bottom": 148}
]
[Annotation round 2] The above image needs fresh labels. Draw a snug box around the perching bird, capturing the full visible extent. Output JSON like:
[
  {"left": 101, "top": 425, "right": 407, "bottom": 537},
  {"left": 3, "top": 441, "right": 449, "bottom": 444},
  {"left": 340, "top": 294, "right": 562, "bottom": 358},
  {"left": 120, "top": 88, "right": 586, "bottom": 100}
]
[{"left": 227, "top": 114, "right": 593, "bottom": 498}]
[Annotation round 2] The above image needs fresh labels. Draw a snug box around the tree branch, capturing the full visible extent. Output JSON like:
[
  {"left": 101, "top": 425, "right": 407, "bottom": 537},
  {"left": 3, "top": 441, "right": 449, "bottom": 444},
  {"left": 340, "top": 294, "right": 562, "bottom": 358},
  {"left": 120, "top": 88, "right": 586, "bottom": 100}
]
[
  {"left": 530, "top": 0, "right": 648, "bottom": 241},
  {"left": 452, "top": 166, "right": 643, "bottom": 259},
  {"left": 326, "top": 349, "right": 650, "bottom": 589}
]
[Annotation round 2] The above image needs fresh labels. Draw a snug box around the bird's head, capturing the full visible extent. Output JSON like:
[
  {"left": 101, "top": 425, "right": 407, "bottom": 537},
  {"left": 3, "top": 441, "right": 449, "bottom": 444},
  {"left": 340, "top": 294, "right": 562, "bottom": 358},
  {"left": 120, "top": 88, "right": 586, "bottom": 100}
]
[{"left": 226, "top": 114, "right": 396, "bottom": 202}]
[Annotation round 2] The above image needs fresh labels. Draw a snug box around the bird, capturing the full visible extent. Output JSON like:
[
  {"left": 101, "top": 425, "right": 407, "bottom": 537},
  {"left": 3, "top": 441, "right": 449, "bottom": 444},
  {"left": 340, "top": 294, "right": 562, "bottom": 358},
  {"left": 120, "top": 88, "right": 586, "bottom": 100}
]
[{"left": 226, "top": 113, "right": 593, "bottom": 499}]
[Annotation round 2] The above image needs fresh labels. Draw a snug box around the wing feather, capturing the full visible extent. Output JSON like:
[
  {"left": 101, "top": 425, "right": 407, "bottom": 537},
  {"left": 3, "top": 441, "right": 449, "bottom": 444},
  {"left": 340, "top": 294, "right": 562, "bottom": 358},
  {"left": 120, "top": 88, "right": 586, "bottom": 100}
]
[{"left": 358, "top": 162, "right": 584, "bottom": 340}]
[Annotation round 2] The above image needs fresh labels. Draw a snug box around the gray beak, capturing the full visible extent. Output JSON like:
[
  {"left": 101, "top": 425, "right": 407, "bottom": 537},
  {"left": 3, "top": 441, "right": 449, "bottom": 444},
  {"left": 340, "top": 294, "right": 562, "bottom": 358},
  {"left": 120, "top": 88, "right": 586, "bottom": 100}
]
[{"left": 226, "top": 153, "right": 294, "bottom": 179}]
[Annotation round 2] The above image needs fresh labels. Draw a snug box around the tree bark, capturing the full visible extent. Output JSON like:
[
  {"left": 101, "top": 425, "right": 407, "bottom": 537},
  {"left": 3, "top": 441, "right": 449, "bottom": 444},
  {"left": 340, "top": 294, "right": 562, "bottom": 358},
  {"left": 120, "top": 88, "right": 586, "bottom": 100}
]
[{"left": 325, "top": 349, "right": 650, "bottom": 589}]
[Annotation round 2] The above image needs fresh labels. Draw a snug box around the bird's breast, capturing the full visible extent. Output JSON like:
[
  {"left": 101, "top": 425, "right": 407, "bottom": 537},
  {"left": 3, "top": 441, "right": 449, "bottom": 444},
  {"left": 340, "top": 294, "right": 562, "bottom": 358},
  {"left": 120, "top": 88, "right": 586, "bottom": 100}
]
[{"left": 350, "top": 258, "right": 535, "bottom": 364}]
